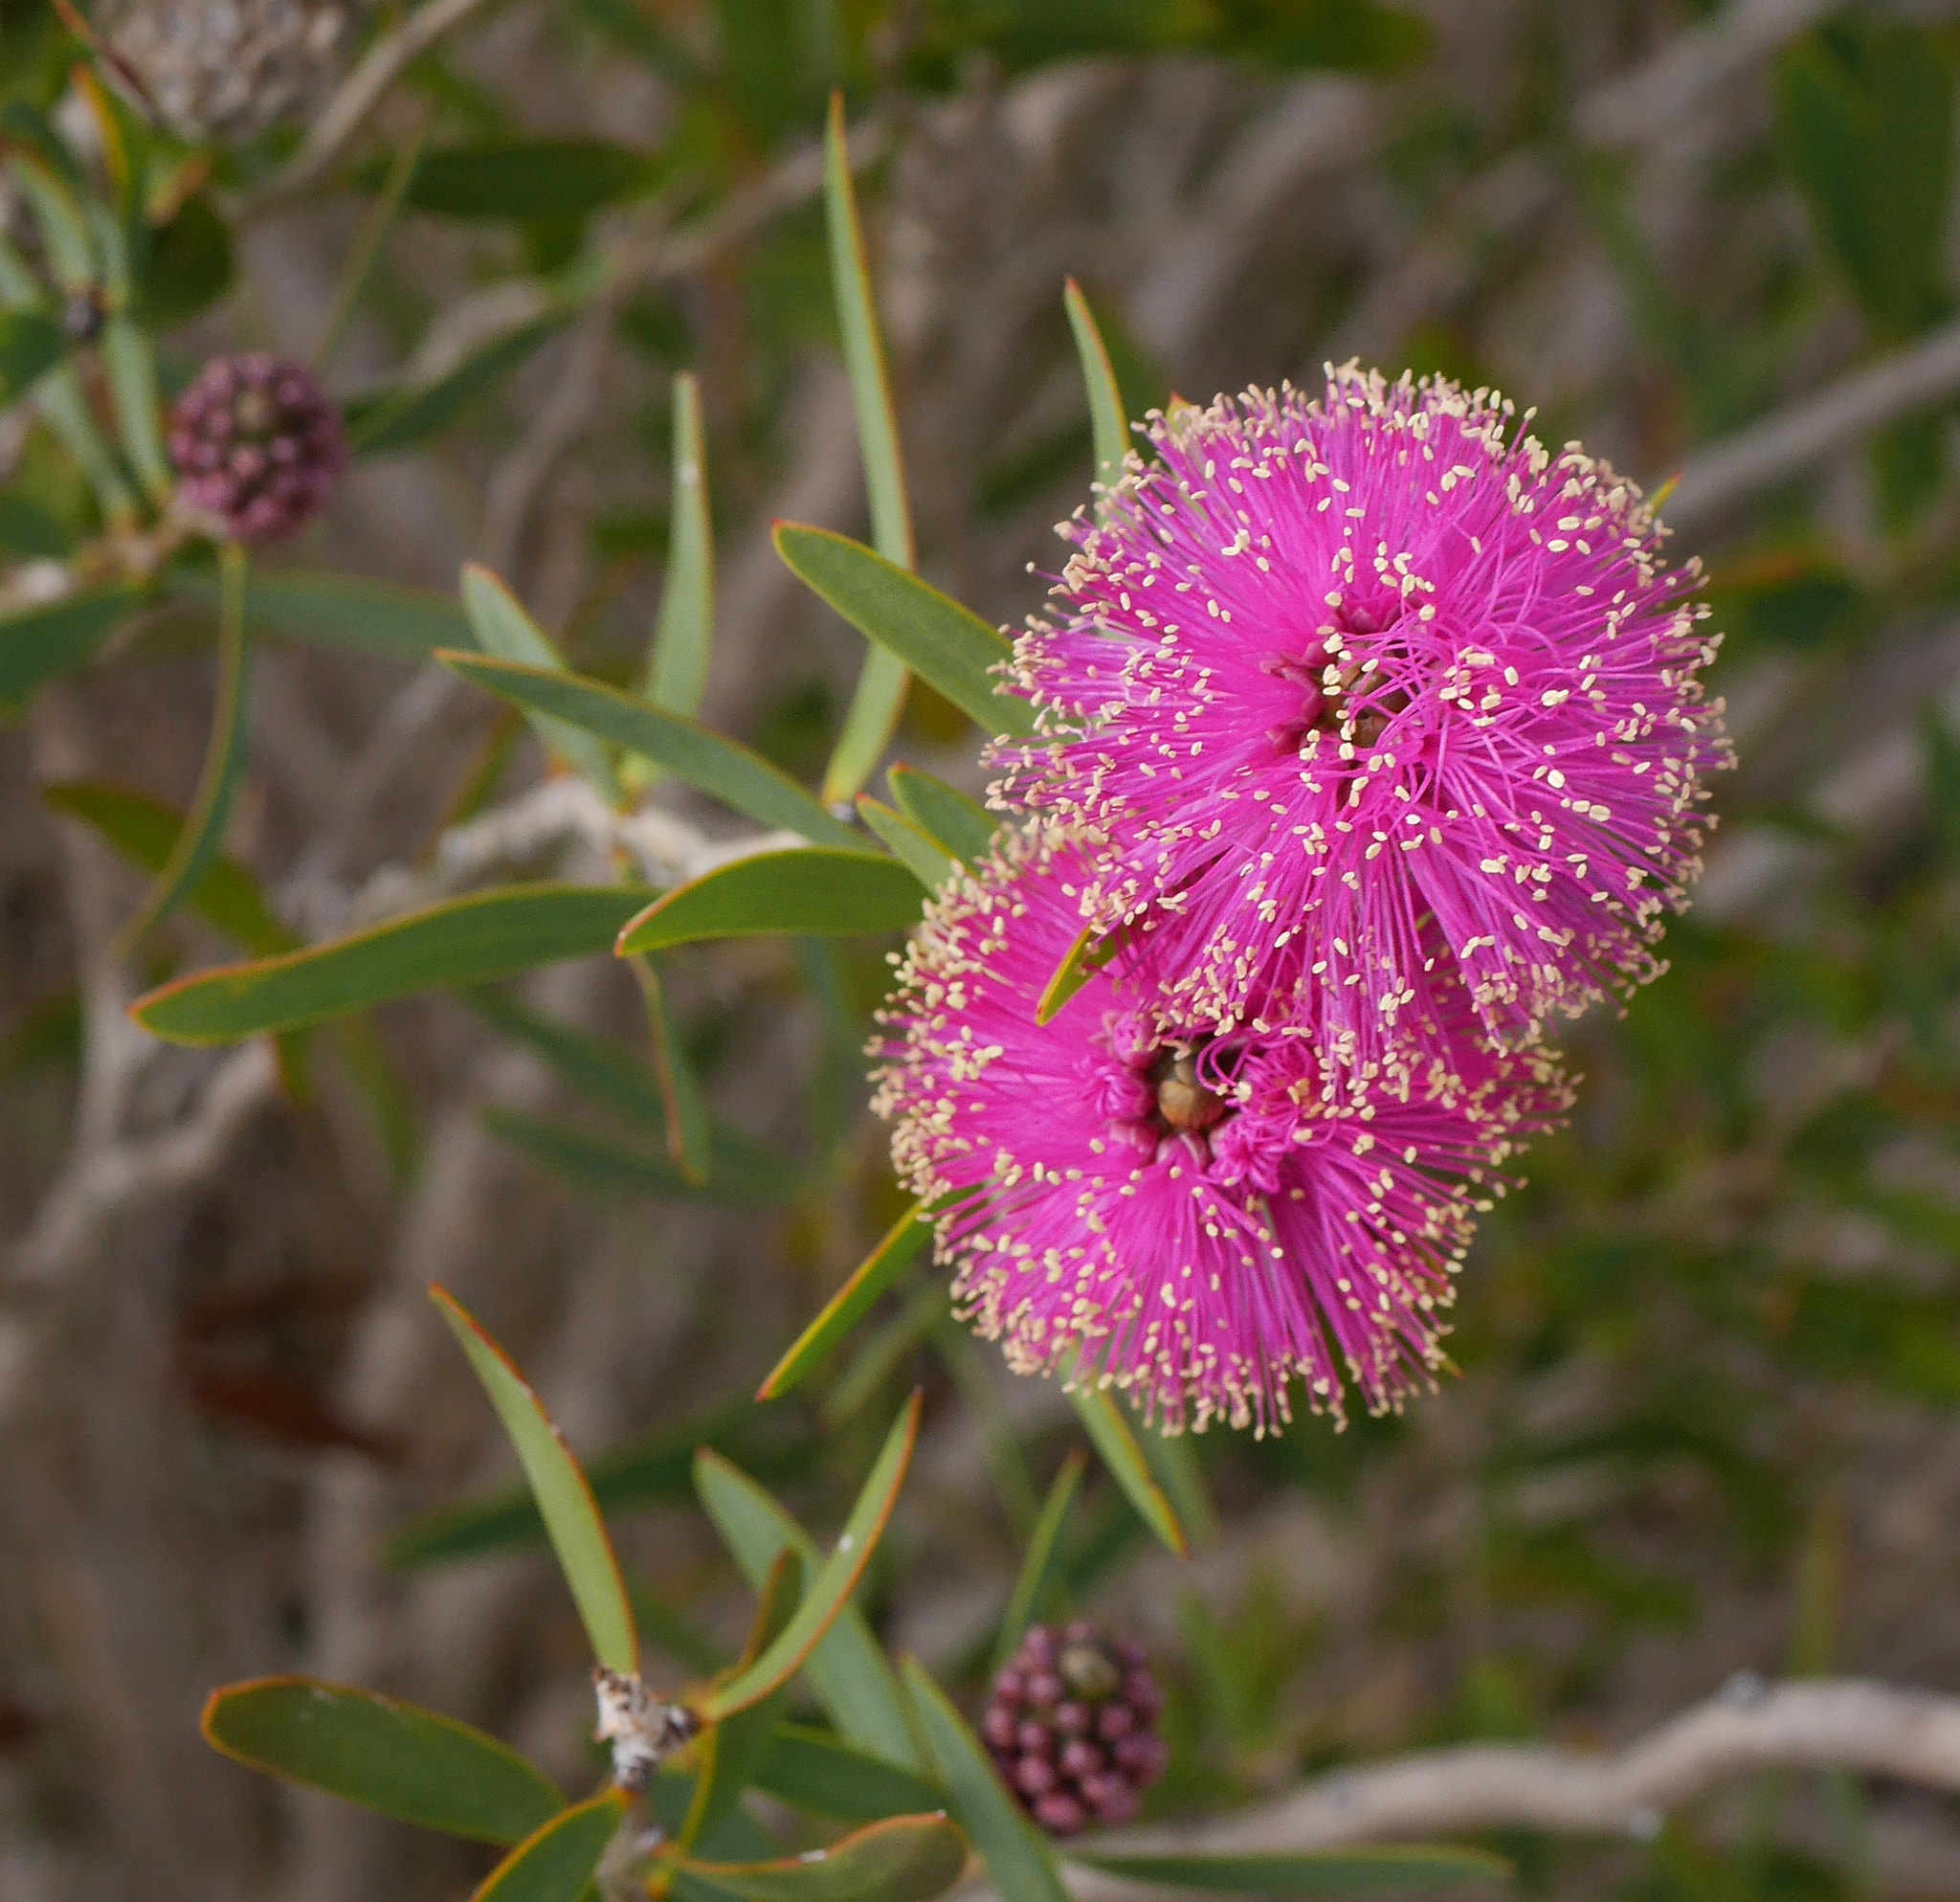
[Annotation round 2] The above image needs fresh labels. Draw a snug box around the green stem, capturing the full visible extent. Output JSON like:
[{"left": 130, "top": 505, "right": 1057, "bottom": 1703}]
[
  {"left": 312, "top": 123, "right": 429, "bottom": 377},
  {"left": 120, "top": 543, "right": 254, "bottom": 955}
]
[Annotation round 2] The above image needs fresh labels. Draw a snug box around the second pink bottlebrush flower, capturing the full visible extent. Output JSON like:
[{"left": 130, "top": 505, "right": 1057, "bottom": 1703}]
[
  {"left": 996, "top": 367, "right": 1728, "bottom": 1069},
  {"left": 871, "top": 826, "right": 1569, "bottom": 1433}
]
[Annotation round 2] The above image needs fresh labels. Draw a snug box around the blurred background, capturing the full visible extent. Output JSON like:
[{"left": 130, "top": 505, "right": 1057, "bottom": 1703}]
[{"left": 8, "top": 1, "right": 1960, "bottom": 1897}]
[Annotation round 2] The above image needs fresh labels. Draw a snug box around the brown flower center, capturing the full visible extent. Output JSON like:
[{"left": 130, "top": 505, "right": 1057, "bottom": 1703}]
[
  {"left": 1148, "top": 1046, "right": 1229, "bottom": 1134},
  {"left": 1265, "top": 608, "right": 1410, "bottom": 754}
]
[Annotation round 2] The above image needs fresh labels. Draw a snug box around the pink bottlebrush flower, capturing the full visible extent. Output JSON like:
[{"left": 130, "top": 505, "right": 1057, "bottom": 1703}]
[
  {"left": 870, "top": 826, "right": 1568, "bottom": 1433},
  {"left": 993, "top": 368, "right": 1728, "bottom": 1069}
]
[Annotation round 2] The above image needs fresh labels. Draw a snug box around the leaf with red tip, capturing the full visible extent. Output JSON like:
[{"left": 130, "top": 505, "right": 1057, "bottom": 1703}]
[
  {"left": 202, "top": 1676, "right": 562, "bottom": 1844},
  {"left": 432, "top": 1287, "right": 638, "bottom": 1676},
  {"left": 700, "top": 1393, "right": 922, "bottom": 1721}
]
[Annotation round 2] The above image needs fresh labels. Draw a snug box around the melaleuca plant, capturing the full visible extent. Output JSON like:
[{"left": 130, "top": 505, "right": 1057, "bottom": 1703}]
[{"left": 3, "top": 36, "right": 1708, "bottom": 1901}]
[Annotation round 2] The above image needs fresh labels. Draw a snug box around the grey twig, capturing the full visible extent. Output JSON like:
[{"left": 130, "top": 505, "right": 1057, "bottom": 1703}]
[
  {"left": 1665, "top": 319, "right": 1960, "bottom": 533},
  {"left": 246, "top": 0, "right": 509, "bottom": 213},
  {"left": 1070, "top": 1677, "right": 1960, "bottom": 1894},
  {"left": 1573, "top": 0, "right": 1842, "bottom": 147}
]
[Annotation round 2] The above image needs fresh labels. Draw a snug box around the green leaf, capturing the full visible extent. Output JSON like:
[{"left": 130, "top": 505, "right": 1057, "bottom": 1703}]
[
  {"left": 459, "top": 565, "right": 621, "bottom": 799},
  {"left": 1141, "top": 1427, "right": 1218, "bottom": 1551},
  {"left": 346, "top": 311, "right": 570, "bottom": 458},
  {"left": 887, "top": 766, "right": 994, "bottom": 867},
  {"left": 615, "top": 848, "right": 923, "bottom": 956},
  {"left": 993, "top": 1451, "right": 1087, "bottom": 1672},
  {"left": 1070, "top": 1384, "right": 1188, "bottom": 1556},
  {"left": 821, "top": 92, "right": 916, "bottom": 808},
  {"left": 1036, "top": 923, "right": 1102, "bottom": 1026},
  {"left": 8, "top": 160, "right": 93, "bottom": 288},
  {"left": 484, "top": 1108, "right": 799, "bottom": 1210},
  {"left": 202, "top": 1677, "right": 563, "bottom": 1845},
  {"left": 44, "top": 781, "right": 292, "bottom": 955},
  {"left": 100, "top": 316, "right": 170, "bottom": 503},
  {"left": 1063, "top": 278, "right": 1128, "bottom": 492},
  {"left": 775, "top": 525, "right": 1036, "bottom": 742},
  {"left": 432, "top": 1287, "right": 638, "bottom": 1676},
  {"left": 0, "top": 585, "right": 137, "bottom": 713},
  {"left": 131, "top": 885, "right": 652, "bottom": 1044},
  {"left": 1776, "top": 24, "right": 1958, "bottom": 339},
  {"left": 0, "top": 493, "right": 73, "bottom": 559},
  {"left": 120, "top": 542, "right": 253, "bottom": 952},
  {"left": 404, "top": 139, "right": 655, "bottom": 220},
  {"left": 164, "top": 565, "right": 475, "bottom": 659},
  {"left": 694, "top": 1451, "right": 923, "bottom": 1768},
  {"left": 0, "top": 308, "right": 65, "bottom": 402},
  {"left": 858, "top": 797, "right": 953, "bottom": 889},
  {"left": 471, "top": 1791, "right": 629, "bottom": 1902},
  {"left": 756, "top": 1724, "right": 946, "bottom": 1824},
  {"left": 139, "top": 190, "right": 232, "bottom": 328},
  {"left": 438, "top": 650, "right": 857, "bottom": 848},
  {"left": 465, "top": 987, "right": 674, "bottom": 1133},
  {"left": 632, "top": 956, "right": 710, "bottom": 1185},
  {"left": 683, "top": 1551, "right": 804, "bottom": 1848},
  {"left": 671, "top": 1814, "right": 968, "bottom": 1902},
  {"left": 384, "top": 1399, "right": 797, "bottom": 1569},
  {"left": 702, "top": 1393, "right": 923, "bottom": 1721},
  {"left": 648, "top": 369, "right": 713, "bottom": 715},
  {"left": 1067, "top": 1850, "right": 1514, "bottom": 1893},
  {"left": 901, "top": 1659, "right": 1073, "bottom": 1902},
  {"left": 759, "top": 1202, "right": 931, "bottom": 1400}
]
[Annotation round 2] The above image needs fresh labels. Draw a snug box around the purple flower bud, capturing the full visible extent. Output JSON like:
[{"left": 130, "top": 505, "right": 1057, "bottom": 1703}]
[
  {"left": 169, "top": 352, "right": 345, "bottom": 545},
  {"left": 1014, "top": 1754, "right": 1057, "bottom": 1795},
  {"left": 982, "top": 1622, "right": 1168, "bottom": 1840}
]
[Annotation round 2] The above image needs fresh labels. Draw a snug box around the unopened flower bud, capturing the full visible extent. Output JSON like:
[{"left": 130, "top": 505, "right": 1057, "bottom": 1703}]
[{"left": 982, "top": 1623, "right": 1167, "bottom": 1838}]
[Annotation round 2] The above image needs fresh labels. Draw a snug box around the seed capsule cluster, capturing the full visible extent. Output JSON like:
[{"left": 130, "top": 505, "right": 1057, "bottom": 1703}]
[
  {"left": 169, "top": 353, "right": 346, "bottom": 545},
  {"left": 982, "top": 1622, "right": 1168, "bottom": 1836}
]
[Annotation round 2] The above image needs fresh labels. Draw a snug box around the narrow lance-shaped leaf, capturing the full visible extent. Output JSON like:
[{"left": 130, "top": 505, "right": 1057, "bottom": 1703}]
[
  {"left": 993, "top": 1451, "right": 1087, "bottom": 1672},
  {"left": 202, "top": 1677, "right": 563, "bottom": 1846},
  {"left": 0, "top": 308, "right": 65, "bottom": 402},
  {"left": 776, "top": 525, "right": 1036, "bottom": 742},
  {"left": 668, "top": 1814, "right": 969, "bottom": 1902},
  {"left": 89, "top": 203, "right": 170, "bottom": 503},
  {"left": 120, "top": 541, "right": 254, "bottom": 954},
  {"left": 0, "top": 585, "right": 138, "bottom": 714},
  {"left": 164, "top": 564, "right": 475, "bottom": 660},
  {"left": 888, "top": 765, "right": 994, "bottom": 866},
  {"left": 649, "top": 369, "right": 713, "bottom": 715},
  {"left": 385, "top": 1397, "right": 792, "bottom": 1571},
  {"left": 1070, "top": 1383, "right": 1188, "bottom": 1557},
  {"left": 1141, "top": 1427, "right": 1218, "bottom": 1551},
  {"left": 632, "top": 957, "right": 709, "bottom": 1186},
  {"left": 822, "top": 90, "right": 916, "bottom": 807},
  {"left": 132, "top": 884, "right": 652, "bottom": 1045},
  {"left": 701, "top": 1392, "right": 923, "bottom": 1721},
  {"left": 45, "top": 781, "right": 291, "bottom": 954},
  {"left": 314, "top": 123, "right": 428, "bottom": 377},
  {"left": 484, "top": 1108, "right": 798, "bottom": 1212},
  {"left": 615, "top": 848, "right": 923, "bottom": 957},
  {"left": 471, "top": 1790, "right": 629, "bottom": 1902},
  {"left": 756, "top": 1724, "right": 946, "bottom": 1824},
  {"left": 681, "top": 1550, "right": 803, "bottom": 1849},
  {"left": 347, "top": 311, "right": 569, "bottom": 458},
  {"left": 858, "top": 796, "right": 954, "bottom": 890},
  {"left": 459, "top": 564, "right": 620, "bottom": 800},
  {"left": 431, "top": 1287, "right": 639, "bottom": 1675},
  {"left": 1067, "top": 1849, "right": 1516, "bottom": 1894},
  {"left": 1064, "top": 278, "right": 1129, "bottom": 494},
  {"left": 694, "top": 1451, "right": 923, "bottom": 1768},
  {"left": 437, "top": 650, "right": 857, "bottom": 848},
  {"left": 759, "top": 1202, "right": 931, "bottom": 1400},
  {"left": 1037, "top": 918, "right": 1135, "bottom": 1027},
  {"left": 902, "top": 1658, "right": 1073, "bottom": 1902}
]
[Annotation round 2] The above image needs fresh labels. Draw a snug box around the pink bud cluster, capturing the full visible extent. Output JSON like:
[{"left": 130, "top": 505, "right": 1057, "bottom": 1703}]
[
  {"left": 983, "top": 1622, "right": 1168, "bottom": 1835},
  {"left": 169, "top": 352, "right": 346, "bottom": 544}
]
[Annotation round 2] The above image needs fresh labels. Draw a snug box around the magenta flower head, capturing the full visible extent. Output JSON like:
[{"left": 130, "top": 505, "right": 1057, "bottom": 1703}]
[
  {"left": 169, "top": 352, "right": 347, "bottom": 545},
  {"left": 994, "top": 367, "right": 1727, "bottom": 1068},
  {"left": 871, "top": 825, "right": 1568, "bottom": 1433}
]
